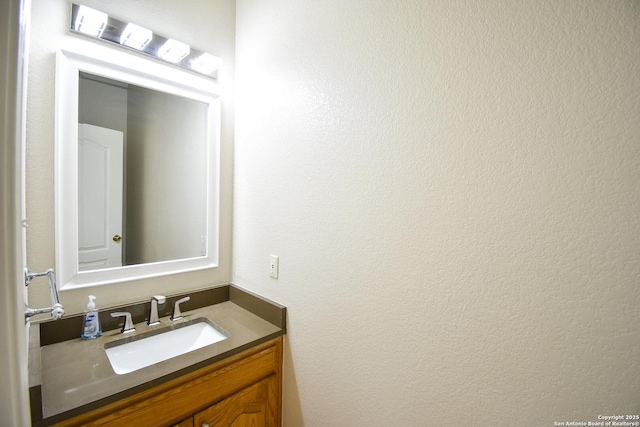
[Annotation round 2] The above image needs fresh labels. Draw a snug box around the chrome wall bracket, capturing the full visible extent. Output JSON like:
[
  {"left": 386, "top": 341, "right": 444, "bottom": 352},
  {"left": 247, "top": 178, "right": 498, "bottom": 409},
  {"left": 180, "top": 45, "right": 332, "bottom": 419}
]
[{"left": 24, "top": 267, "right": 65, "bottom": 321}]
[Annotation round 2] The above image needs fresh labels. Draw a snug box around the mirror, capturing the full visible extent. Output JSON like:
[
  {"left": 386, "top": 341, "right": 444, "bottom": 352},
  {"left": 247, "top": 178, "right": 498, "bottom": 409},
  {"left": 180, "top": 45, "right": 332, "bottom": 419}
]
[
  {"left": 55, "top": 44, "right": 220, "bottom": 289},
  {"left": 77, "top": 72, "right": 208, "bottom": 271}
]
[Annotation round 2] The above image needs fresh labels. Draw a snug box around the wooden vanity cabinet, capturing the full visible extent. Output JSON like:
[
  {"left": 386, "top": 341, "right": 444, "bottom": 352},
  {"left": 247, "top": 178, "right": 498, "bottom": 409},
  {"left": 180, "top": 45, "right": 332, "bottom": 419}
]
[{"left": 53, "top": 337, "right": 282, "bottom": 427}]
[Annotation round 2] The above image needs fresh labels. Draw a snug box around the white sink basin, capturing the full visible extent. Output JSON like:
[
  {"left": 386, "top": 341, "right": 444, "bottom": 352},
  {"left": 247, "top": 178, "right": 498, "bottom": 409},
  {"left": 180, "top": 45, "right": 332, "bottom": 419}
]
[{"left": 104, "top": 318, "right": 228, "bottom": 375}]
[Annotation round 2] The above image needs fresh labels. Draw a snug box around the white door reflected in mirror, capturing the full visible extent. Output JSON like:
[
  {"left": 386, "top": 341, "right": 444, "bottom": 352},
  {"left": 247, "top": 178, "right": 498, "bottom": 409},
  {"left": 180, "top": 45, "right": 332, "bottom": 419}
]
[{"left": 78, "top": 124, "right": 123, "bottom": 271}]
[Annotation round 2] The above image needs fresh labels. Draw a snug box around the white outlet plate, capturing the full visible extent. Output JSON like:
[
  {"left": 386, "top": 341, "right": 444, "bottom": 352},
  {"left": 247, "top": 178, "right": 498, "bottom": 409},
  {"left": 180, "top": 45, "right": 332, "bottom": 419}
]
[{"left": 269, "top": 255, "right": 279, "bottom": 279}]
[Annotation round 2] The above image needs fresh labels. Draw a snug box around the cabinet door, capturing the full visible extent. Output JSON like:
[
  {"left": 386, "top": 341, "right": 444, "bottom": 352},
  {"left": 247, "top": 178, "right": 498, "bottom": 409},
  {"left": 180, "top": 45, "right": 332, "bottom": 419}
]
[{"left": 194, "top": 375, "right": 278, "bottom": 427}]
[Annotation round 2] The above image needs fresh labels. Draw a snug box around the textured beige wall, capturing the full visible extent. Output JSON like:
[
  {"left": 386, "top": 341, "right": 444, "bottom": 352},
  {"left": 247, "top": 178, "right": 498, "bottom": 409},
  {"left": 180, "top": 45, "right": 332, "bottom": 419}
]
[
  {"left": 234, "top": 1, "right": 640, "bottom": 425},
  {"left": 26, "top": 0, "right": 235, "bottom": 314}
]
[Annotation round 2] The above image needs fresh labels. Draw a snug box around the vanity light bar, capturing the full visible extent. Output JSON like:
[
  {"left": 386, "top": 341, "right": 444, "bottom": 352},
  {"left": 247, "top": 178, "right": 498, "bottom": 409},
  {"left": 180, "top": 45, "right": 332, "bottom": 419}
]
[
  {"left": 73, "top": 5, "right": 108, "bottom": 37},
  {"left": 70, "top": 4, "right": 220, "bottom": 78},
  {"left": 158, "top": 39, "right": 190, "bottom": 63},
  {"left": 192, "top": 53, "right": 221, "bottom": 75},
  {"left": 120, "top": 23, "right": 153, "bottom": 51}
]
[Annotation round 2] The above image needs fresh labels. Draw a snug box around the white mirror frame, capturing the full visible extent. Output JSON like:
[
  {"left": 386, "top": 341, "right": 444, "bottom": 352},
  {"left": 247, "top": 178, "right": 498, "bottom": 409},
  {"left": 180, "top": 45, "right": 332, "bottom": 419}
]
[{"left": 55, "top": 43, "right": 221, "bottom": 290}]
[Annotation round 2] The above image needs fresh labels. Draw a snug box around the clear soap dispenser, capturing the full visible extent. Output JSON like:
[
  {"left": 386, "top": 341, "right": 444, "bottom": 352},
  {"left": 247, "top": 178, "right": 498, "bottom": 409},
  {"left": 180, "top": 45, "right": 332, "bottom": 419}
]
[{"left": 81, "top": 295, "right": 102, "bottom": 340}]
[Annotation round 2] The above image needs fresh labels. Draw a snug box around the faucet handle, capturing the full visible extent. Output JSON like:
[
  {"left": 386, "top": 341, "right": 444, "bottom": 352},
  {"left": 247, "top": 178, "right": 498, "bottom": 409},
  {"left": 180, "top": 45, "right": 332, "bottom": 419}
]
[
  {"left": 171, "top": 296, "right": 191, "bottom": 321},
  {"left": 111, "top": 312, "right": 135, "bottom": 334}
]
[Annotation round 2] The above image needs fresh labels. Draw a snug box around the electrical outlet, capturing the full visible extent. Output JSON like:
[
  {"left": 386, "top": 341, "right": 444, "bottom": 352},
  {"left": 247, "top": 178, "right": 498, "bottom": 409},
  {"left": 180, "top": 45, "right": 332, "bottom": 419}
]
[{"left": 269, "top": 255, "right": 279, "bottom": 279}]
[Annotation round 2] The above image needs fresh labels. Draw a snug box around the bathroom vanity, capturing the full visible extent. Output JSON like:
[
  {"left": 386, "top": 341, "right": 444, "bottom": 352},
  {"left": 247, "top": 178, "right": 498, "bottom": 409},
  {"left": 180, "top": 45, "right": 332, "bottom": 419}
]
[{"left": 29, "top": 284, "right": 286, "bottom": 427}]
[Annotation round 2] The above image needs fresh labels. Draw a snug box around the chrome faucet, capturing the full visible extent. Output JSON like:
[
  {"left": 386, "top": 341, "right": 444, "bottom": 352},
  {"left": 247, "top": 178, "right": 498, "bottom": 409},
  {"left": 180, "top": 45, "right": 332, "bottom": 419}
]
[
  {"left": 148, "top": 295, "right": 166, "bottom": 326},
  {"left": 171, "top": 296, "right": 191, "bottom": 321},
  {"left": 24, "top": 268, "right": 65, "bottom": 321},
  {"left": 111, "top": 312, "right": 135, "bottom": 333}
]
